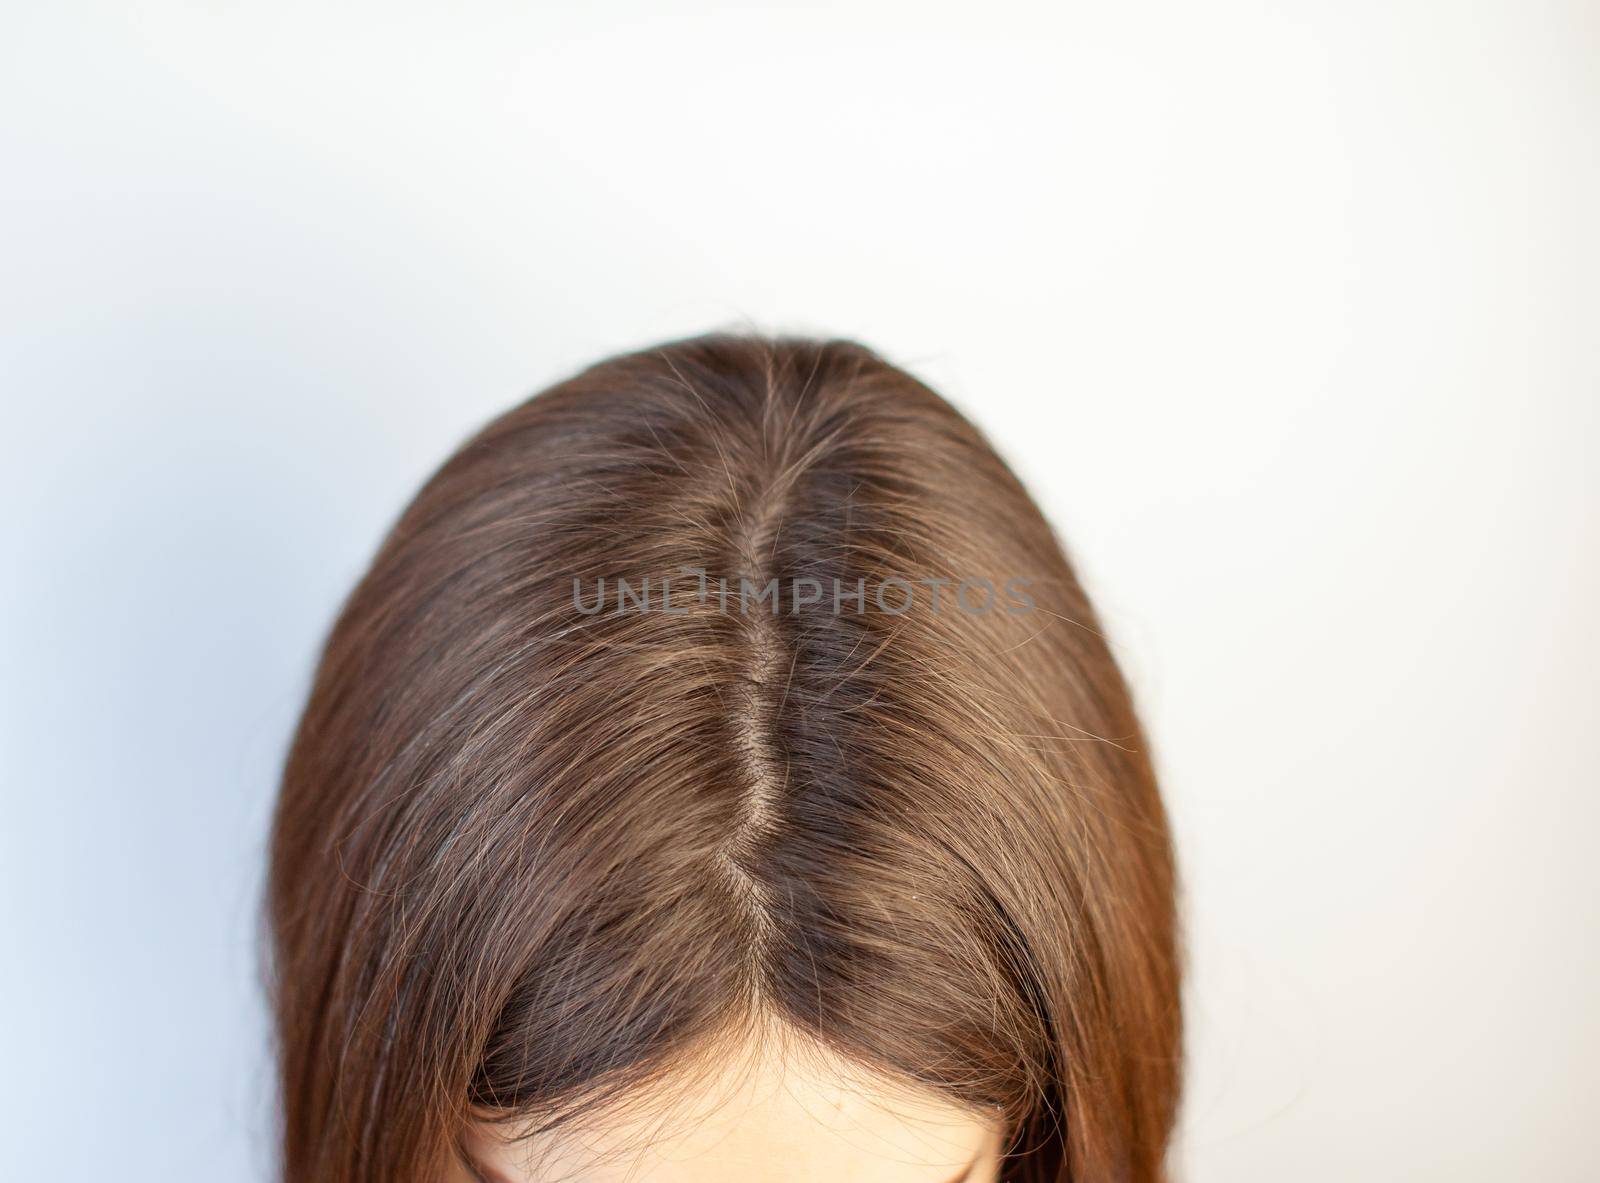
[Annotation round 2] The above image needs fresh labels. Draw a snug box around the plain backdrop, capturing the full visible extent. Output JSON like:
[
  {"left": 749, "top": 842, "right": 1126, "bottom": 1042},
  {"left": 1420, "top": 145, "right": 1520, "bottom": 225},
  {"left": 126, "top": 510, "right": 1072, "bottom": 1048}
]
[{"left": 2, "top": 2, "right": 1595, "bottom": 1180}]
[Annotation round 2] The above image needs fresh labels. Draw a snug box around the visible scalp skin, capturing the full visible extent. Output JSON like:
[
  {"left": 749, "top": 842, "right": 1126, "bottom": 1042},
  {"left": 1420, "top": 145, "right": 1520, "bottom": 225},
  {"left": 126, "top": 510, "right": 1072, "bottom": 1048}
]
[{"left": 268, "top": 335, "right": 1181, "bottom": 1183}]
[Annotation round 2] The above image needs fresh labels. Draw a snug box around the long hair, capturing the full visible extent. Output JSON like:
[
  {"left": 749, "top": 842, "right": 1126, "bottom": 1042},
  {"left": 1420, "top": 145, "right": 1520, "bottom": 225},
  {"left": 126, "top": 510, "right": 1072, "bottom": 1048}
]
[{"left": 268, "top": 334, "right": 1182, "bottom": 1182}]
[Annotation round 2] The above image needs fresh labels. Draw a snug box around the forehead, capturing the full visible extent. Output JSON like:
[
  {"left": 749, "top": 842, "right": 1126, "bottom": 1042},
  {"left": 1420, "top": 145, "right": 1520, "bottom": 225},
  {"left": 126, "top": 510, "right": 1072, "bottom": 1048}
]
[{"left": 461, "top": 1034, "right": 1000, "bottom": 1183}]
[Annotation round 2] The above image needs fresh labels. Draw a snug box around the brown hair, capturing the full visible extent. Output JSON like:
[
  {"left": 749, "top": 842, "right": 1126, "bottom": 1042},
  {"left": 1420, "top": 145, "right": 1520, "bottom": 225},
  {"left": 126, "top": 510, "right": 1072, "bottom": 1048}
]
[{"left": 268, "top": 334, "right": 1181, "bottom": 1183}]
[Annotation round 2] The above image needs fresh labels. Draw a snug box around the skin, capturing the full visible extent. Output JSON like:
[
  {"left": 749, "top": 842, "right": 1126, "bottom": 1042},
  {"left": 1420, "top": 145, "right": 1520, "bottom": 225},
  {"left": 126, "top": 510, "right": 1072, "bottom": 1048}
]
[{"left": 450, "top": 1029, "right": 1005, "bottom": 1183}]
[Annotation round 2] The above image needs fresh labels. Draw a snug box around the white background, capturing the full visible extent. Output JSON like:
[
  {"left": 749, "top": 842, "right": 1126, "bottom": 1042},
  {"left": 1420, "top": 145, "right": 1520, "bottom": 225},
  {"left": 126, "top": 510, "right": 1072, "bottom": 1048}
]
[{"left": 2, "top": 2, "right": 1595, "bottom": 1180}]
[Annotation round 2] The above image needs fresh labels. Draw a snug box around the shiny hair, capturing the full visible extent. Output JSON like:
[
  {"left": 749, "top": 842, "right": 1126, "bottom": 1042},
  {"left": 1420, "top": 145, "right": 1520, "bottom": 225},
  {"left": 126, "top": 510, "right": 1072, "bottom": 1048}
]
[{"left": 268, "top": 334, "right": 1182, "bottom": 1183}]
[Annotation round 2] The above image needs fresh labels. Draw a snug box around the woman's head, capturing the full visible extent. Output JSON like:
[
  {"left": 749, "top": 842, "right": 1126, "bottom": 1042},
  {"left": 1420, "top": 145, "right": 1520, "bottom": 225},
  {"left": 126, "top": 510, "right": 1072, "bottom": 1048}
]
[{"left": 269, "top": 334, "right": 1181, "bottom": 1183}]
